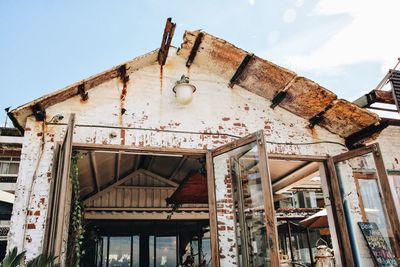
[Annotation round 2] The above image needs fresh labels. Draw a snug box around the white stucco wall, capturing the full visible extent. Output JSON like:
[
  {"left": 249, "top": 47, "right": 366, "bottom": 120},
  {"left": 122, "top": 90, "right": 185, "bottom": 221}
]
[{"left": 8, "top": 49, "right": 369, "bottom": 265}]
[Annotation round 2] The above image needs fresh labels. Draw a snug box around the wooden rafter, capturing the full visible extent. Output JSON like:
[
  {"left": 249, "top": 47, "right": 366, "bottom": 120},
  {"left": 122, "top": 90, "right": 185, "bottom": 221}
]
[
  {"left": 89, "top": 151, "right": 100, "bottom": 192},
  {"left": 115, "top": 152, "right": 121, "bottom": 181},
  {"left": 158, "top": 17, "right": 176, "bottom": 66},
  {"left": 169, "top": 156, "right": 187, "bottom": 181},
  {"left": 83, "top": 169, "right": 178, "bottom": 205}
]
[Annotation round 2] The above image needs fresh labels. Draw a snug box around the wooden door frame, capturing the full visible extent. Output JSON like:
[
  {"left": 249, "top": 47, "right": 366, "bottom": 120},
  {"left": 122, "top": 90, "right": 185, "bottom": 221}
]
[
  {"left": 330, "top": 143, "right": 400, "bottom": 264},
  {"left": 209, "top": 130, "right": 280, "bottom": 267}
]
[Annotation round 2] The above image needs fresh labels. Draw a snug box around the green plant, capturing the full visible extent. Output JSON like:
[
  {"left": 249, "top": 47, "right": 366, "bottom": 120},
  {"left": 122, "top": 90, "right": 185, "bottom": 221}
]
[
  {"left": 0, "top": 247, "right": 58, "bottom": 267},
  {"left": 68, "top": 152, "right": 85, "bottom": 266},
  {"left": 26, "top": 254, "right": 59, "bottom": 267},
  {"left": 0, "top": 247, "right": 25, "bottom": 267}
]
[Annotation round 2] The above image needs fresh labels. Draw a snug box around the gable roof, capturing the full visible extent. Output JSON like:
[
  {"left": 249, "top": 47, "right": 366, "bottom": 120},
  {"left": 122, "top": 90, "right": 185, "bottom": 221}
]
[{"left": 8, "top": 30, "right": 380, "bottom": 139}]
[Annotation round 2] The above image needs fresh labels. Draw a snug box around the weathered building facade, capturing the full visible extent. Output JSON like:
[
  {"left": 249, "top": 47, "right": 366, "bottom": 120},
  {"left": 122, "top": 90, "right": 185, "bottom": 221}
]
[{"left": 6, "top": 22, "right": 400, "bottom": 267}]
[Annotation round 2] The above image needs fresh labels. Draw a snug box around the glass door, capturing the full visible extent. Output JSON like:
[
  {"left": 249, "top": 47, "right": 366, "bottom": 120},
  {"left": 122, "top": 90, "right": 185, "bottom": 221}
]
[
  {"left": 210, "top": 131, "right": 279, "bottom": 267},
  {"left": 330, "top": 143, "right": 400, "bottom": 265}
]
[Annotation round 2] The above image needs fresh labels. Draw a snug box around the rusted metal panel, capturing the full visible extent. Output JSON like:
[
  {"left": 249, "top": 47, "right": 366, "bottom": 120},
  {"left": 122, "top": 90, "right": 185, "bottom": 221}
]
[
  {"left": 280, "top": 77, "right": 337, "bottom": 119},
  {"left": 320, "top": 99, "right": 380, "bottom": 138},
  {"left": 235, "top": 55, "right": 297, "bottom": 100},
  {"left": 179, "top": 31, "right": 247, "bottom": 80},
  {"left": 158, "top": 18, "right": 176, "bottom": 66}
]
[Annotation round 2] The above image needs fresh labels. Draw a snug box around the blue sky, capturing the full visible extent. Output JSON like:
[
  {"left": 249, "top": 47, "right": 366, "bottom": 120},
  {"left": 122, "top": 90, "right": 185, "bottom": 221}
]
[{"left": 1, "top": 0, "right": 399, "bottom": 125}]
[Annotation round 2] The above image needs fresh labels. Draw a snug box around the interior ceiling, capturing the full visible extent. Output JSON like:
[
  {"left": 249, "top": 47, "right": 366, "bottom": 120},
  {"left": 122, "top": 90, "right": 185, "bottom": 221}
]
[
  {"left": 268, "top": 159, "right": 308, "bottom": 183},
  {"left": 77, "top": 150, "right": 320, "bottom": 202},
  {"left": 77, "top": 150, "right": 202, "bottom": 200}
]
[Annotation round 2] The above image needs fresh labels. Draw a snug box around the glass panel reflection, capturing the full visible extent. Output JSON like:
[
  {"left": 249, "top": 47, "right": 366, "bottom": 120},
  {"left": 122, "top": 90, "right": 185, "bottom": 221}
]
[
  {"left": 214, "top": 141, "right": 271, "bottom": 267},
  {"left": 108, "top": 237, "right": 131, "bottom": 267},
  {"left": 335, "top": 152, "right": 397, "bottom": 259},
  {"left": 155, "top": 236, "right": 177, "bottom": 267}
]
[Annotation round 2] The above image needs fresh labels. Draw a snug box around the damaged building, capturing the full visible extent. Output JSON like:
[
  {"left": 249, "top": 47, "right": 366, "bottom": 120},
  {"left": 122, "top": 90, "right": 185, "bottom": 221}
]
[{"left": 5, "top": 19, "right": 400, "bottom": 266}]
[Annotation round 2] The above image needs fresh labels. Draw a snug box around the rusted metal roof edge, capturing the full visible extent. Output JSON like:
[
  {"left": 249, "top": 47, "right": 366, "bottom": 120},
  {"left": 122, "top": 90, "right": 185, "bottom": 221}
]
[
  {"left": 9, "top": 49, "right": 160, "bottom": 130},
  {"left": 178, "top": 31, "right": 381, "bottom": 140}
]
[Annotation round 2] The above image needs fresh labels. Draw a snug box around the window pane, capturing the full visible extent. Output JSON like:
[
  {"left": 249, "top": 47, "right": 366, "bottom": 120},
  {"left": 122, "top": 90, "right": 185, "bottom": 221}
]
[
  {"left": 102, "top": 237, "right": 108, "bottom": 267},
  {"left": 108, "top": 236, "right": 131, "bottom": 267},
  {"left": 155, "top": 236, "right": 176, "bottom": 267},
  {"left": 150, "top": 236, "right": 155, "bottom": 267},
  {"left": 132, "top": 236, "right": 139, "bottom": 267},
  {"left": 0, "top": 163, "right": 9, "bottom": 174},
  {"left": 335, "top": 152, "right": 397, "bottom": 258},
  {"left": 7, "top": 163, "right": 19, "bottom": 174}
]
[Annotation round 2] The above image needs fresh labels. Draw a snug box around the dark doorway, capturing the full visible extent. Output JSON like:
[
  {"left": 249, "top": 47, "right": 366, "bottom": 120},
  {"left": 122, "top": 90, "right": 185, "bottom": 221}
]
[{"left": 82, "top": 220, "right": 211, "bottom": 267}]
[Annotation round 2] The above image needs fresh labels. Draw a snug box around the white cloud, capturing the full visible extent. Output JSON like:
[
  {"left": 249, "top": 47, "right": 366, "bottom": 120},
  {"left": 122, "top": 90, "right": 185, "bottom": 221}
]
[
  {"left": 267, "top": 30, "right": 280, "bottom": 45},
  {"left": 283, "top": 8, "right": 297, "bottom": 24},
  {"left": 248, "top": 0, "right": 255, "bottom": 6},
  {"left": 287, "top": 0, "right": 400, "bottom": 73},
  {"left": 295, "top": 0, "right": 304, "bottom": 8}
]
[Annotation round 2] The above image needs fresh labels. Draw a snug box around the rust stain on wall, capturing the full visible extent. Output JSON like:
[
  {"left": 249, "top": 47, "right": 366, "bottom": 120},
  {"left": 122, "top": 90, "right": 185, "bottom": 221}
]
[
  {"left": 160, "top": 65, "right": 164, "bottom": 95},
  {"left": 118, "top": 65, "right": 129, "bottom": 146}
]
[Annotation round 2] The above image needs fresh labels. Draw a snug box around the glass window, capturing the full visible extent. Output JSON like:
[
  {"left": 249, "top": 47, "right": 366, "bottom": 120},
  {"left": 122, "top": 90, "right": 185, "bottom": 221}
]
[
  {"left": 155, "top": 236, "right": 176, "bottom": 267},
  {"left": 132, "top": 236, "right": 139, "bottom": 267},
  {"left": 335, "top": 152, "right": 397, "bottom": 257},
  {"left": 108, "top": 236, "right": 131, "bottom": 267},
  {"left": 0, "top": 157, "right": 20, "bottom": 176},
  {"left": 213, "top": 142, "right": 271, "bottom": 266}
]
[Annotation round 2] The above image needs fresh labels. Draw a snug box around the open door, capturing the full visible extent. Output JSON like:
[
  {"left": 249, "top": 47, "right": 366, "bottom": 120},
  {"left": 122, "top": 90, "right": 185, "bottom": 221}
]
[
  {"left": 207, "top": 130, "right": 279, "bottom": 267},
  {"left": 44, "top": 114, "right": 75, "bottom": 263},
  {"left": 328, "top": 143, "right": 400, "bottom": 265}
]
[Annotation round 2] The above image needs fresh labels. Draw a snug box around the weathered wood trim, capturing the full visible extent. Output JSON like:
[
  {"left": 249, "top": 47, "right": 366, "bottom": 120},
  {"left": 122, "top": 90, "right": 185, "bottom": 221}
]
[
  {"left": 332, "top": 144, "right": 374, "bottom": 162},
  {"left": 84, "top": 212, "right": 208, "bottom": 220},
  {"left": 256, "top": 131, "right": 281, "bottom": 266},
  {"left": 372, "top": 144, "right": 400, "bottom": 262},
  {"left": 229, "top": 54, "right": 253, "bottom": 88},
  {"left": 326, "top": 158, "right": 355, "bottom": 267},
  {"left": 53, "top": 113, "right": 75, "bottom": 263},
  {"left": 85, "top": 207, "right": 208, "bottom": 211},
  {"left": 206, "top": 151, "right": 220, "bottom": 267},
  {"left": 157, "top": 18, "right": 176, "bottom": 66},
  {"left": 186, "top": 32, "right": 204, "bottom": 67},
  {"left": 268, "top": 153, "right": 329, "bottom": 162},
  {"left": 73, "top": 143, "right": 207, "bottom": 156},
  {"left": 43, "top": 143, "right": 60, "bottom": 253},
  {"left": 211, "top": 132, "right": 257, "bottom": 157}
]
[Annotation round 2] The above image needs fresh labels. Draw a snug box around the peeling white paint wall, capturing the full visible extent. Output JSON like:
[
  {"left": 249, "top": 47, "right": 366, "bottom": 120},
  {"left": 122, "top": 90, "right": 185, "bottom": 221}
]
[{"left": 8, "top": 49, "right": 368, "bottom": 266}]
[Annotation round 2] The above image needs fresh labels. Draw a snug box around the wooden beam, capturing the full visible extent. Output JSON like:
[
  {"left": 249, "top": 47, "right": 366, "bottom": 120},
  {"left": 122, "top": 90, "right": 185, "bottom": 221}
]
[
  {"left": 186, "top": 32, "right": 204, "bottom": 67},
  {"left": 85, "top": 207, "right": 208, "bottom": 211},
  {"left": 229, "top": 54, "right": 253, "bottom": 88},
  {"left": 308, "top": 101, "right": 334, "bottom": 128},
  {"left": 169, "top": 156, "right": 188, "bottom": 180},
  {"left": 77, "top": 83, "right": 89, "bottom": 101},
  {"left": 115, "top": 152, "right": 121, "bottom": 181},
  {"left": 345, "top": 122, "right": 388, "bottom": 149},
  {"left": 270, "top": 76, "right": 298, "bottom": 109},
  {"left": 272, "top": 162, "right": 320, "bottom": 193},
  {"left": 326, "top": 159, "right": 355, "bottom": 266},
  {"left": 83, "top": 169, "right": 144, "bottom": 205},
  {"left": 73, "top": 143, "right": 208, "bottom": 156},
  {"left": 206, "top": 152, "right": 220, "bottom": 267},
  {"left": 84, "top": 211, "right": 208, "bottom": 220},
  {"left": 140, "top": 169, "right": 178, "bottom": 187},
  {"left": 158, "top": 17, "right": 176, "bottom": 66},
  {"left": 90, "top": 151, "right": 100, "bottom": 192},
  {"left": 32, "top": 103, "right": 46, "bottom": 121}
]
